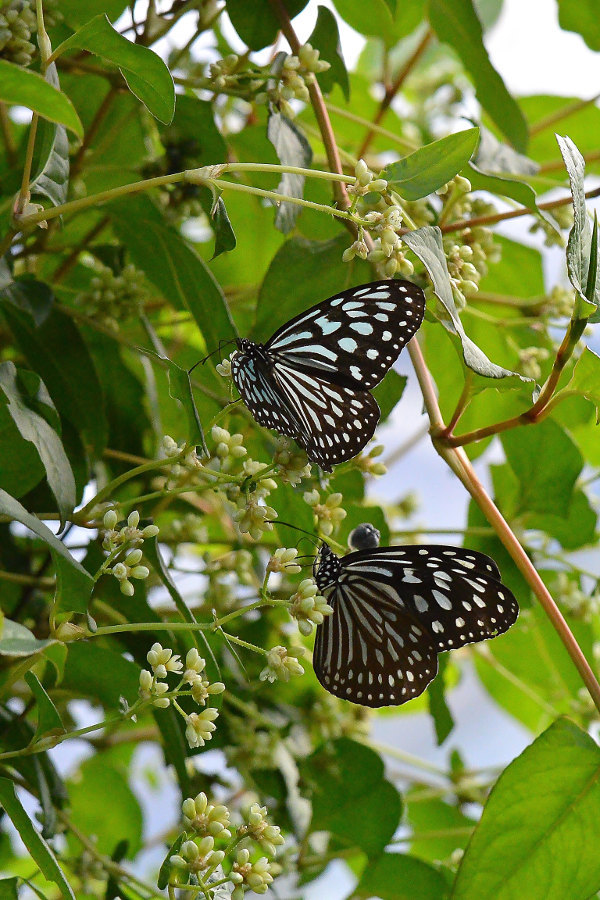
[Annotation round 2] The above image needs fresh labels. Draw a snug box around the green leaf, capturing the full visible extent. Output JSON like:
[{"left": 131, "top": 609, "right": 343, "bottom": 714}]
[
  {"left": 527, "top": 489, "right": 597, "bottom": 551},
  {"left": 331, "top": 0, "right": 394, "bottom": 41},
  {"left": 165, "top": 358, "right": 208, "bottom": 455},
  {"left": 253, "top": 234, "right": 371, "bottom": 342},
  {"left": 428, "top": 0, "right": 528, "bottom": 151},
  {"left": 225, "top": 0, "right": 309, "bottom": 50},
  {"left": 303, "top": 737, "right": 402, "bottom": 858},
  {"left": 383, "top": 128, "right": 479, "bottom": 200},
  {"left": 267, "top": 111, "right": 313, "bottom": 234},
  {"left": 467, "top": 130, "right": 560, "bottom": 236},
  {"left": 309, "top": 5, "right": 350, "bottom": 99},
  {"left": 565, "top": 346, "right": 600, "bottom": 421},
  {"left": 210, "top": 196, "right": 237, "bottom": 258},
  {"left": 0, "top": 60, "right": 83, "bottom": 137},
  {"left": 68, "top": 755, "right": 143, "bottom": 858},
  {"left": 0, "top": 362, "right": 75, "bottom": 526},
  {"left": 0, "top": 295, "right": 108, "bottom": 458},
  {"left": 30, "top": 64, "right": 70, "bottom": 208},
  {"left": 61, "top": 642, "right": 140, "bottom": 709},
  {"left": 0, "top": 490, "right": 93, "bottom": 617},
  {"left": 59, "top": 0, "right": 129, "bottom": 29},
  {"left": 0, "top": 278, "right": 53, "bottom": 327},
  {"left": 557, "top": 0, "right": 600, "bottom": 51},
  {"left": 402, "top": 226, "right": 531, "bottom": 386},
  {"left": 474, "top": 605, "right": 593, "bottom": 732},
  {"left": 407, "top": 791, "right": 476, "bottom": 863},
  {"left": 453, "top": 718, "right": 600, "bottom": 900},
  {"left": 373, "top": 370, "right": 407, "bottom": 421},
  {"left": 0, "top": 777, "right": 76, "bottom": 899},
  {"left": 0, "top": 878, "right": 19, "bottom": 900},
  {"left": 24, "top": 671, "right": 65, "bottom": 744},
  {"left": 0, "top": 619, "right": 53, "bottom": 658},
  {"left": 500, "top": 418, "right": 582, "bottom": 518},
  {"left": 53, "top": 15, "right": 175, "bottom": 124},
  {"left": 427, "top": 655, "right": 454, "bottom": 745},
  {"left": 557, "top": 134, "right": 599, "bottom": 314},
  {"left": 158, "top": 834, "right": 186, "bottom": 891},
  {"left": 353, "top": 852, "right": 450, "bottom": 899},
  {"left": 111, "top": 208, "right": 237, "bottom": 352}
]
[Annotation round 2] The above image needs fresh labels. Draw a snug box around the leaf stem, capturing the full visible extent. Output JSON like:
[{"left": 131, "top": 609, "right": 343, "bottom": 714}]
[{"left": 357, "top": 27, "right": 434, "bottom": 159}]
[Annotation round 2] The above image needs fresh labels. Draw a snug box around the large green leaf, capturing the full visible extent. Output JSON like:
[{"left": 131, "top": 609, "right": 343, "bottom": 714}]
[
  {"left": 1, "top": 290, "right": 108, "bottom": 459},
  {"left": 267, "top": 110, "right": 313, "bottom": 234},
  {"left": 500, "top": 418, "right": 582, "bottom": 518},
  {"left": 0, "top": 490, "right": 93, "bottom": 617},
  {"left": 564, "top": 346, "right": 600, "bottom": 420},
  {"left": 0, "top": 619, "right": 53, "bottom": 658},
  {"left": 24, "top": 671, "right": 65, "bottom": 745},
  {"left": 0, "top": 60, "right": 82, "bottom": 137},
  {"left": 0, "top": 362, "right": 75, "bottom": 526},
  {"left": 556, "top": 135, "right": 599, "bottom": 314},
  {"left": 353, "top": 852, "right": 450, "bottom": 899},
  {"left": 403, "top": 226, "right": 530, "bottom": 387},
  {"left": 428, "top": 0, "right": 528, "bottom": 151},
  {"left": 309, "top": 5, "right": 350, "bottom": 99},
  {"left": 67, "top": 755, "right": 143, "bottom": 858},
  {"left": 0, "top": 778, "right": 75, "bottom": 899},
  {"left": 303, "top": 737, "right": 402, "bottom": 858},
  {"left": 30, "top": 64, "right": 70, "bottom": 208},
  {"left": 225, "top": 0, "right": 309, "bottom": 50},
  {"left": 111, "top": 206, "right": 237, "bottom": 352},
  {"left": 557, "top": 0, "right": 600, "bottom": 50},
  {"left": 53, "top": 15, "right": 174, "bottom": 124},
  {"left": 61, "top": 642, "right": 139, "bottom": 708},
  {"left": 383, "top": 128, "right": 479, "bottom": 200},
  {"left": 474, "top": 606, "right": 593, "bottom": 732},
  {"left": 453, "top": 718, "right": 600, "bottom": 900}
]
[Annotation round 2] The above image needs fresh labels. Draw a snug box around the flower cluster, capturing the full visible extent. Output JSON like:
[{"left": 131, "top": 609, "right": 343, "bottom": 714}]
[
  {"left": 304, "top": 489, "right": 346, "bottom": 536},
  {"left": 162, "top": 434, "right": 203, "bottom": 488},
  {"left": 518, "top": 346, "right": 550, "bottom": 380},
  {"left": 266, "top": 547, "right": 302, "bottom": 575},
  {"left": 354, "top": 444, "right": 387, "bottom": 476},
  {"left": 212, "top": 424, "right": 247, "bottom": 471},
  {"left": 273, "top": 438, "right": 311, "bottom": 485},
  {"left": 77, "top": 263, "right": 148, "bottom": 330},
  {"left": 347, "top": 158, "right": 388, "bottom": 199},
  {"left": 556, "top": 572, "right": 600, "bottom": 623},
  {"left": 529, "top": 204, "right": 573, "bottom": 247},
  {"left": 349, "top": 202, "right": 415, "bottom": 278},
  {"left": 310, "top": 693, "right": 371, "bottom": 741},
  {"left": 543, "top": 285, "right": 576, "bottom": 319},
  {"left": 260, "top": 645, "right": 305, "bottom": 683},
  {"left": 0, "top": 0, "right": 61, "bottom": 67},
  {"left": 167, "top": 793, "right": 284, "bottom": 897},
  {"left": 272, "top": 43, "right": 330, "bottom": 115},
  {"left": 288, "top": 578, "right": 333, "bottom": 636},
  {"left": 227, "top": 460, "right": 278, "bottom": 540},
  {"left": 139, "top": 644, "right": 224, "bottom": 748},
  {"left": 101, "top": 509, "right": 158, "bottom": 595}
]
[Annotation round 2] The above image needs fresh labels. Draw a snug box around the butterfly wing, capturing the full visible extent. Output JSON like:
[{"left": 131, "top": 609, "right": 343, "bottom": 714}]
[
  {"left": 230, "top": 348, "right": 301, "bottom": 439},
  {"left": 313, "top": 570, "right": 439, "bottom": 708},
  {"left": 271, "top": 363, "right": 380, "bottom": 471},
  {"left": 342, "top": 545, "right": 519, "bottom": 652},
  {"left": 266, "top": 279, "right": 425, "bottom": 390}
]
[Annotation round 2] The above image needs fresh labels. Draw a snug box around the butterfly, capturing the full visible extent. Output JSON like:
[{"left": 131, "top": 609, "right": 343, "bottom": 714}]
[
  {"left": 312, "top": 538, "right": 519, "bottom": 707},
  {"left": 230, "top": 279, "right": 425, "bottom": 471}
]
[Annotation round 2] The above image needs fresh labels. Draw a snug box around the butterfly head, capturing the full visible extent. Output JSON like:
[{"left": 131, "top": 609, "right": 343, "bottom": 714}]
[{"left": 314, "top": 543, "right": 342, "bottom": 592}]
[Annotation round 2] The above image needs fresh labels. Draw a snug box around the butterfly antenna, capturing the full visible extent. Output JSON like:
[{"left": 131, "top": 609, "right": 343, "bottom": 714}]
[
  {"left": 267, "top": 519, "right": 320, "bottom": 547},
  {"left": 189, "top": 338, "right": 237, "bottom": 375}
]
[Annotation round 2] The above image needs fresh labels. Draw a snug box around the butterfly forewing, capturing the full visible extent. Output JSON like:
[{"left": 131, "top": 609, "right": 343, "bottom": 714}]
[
  {"left": 230, "top": 351, "right": 300, "bottom": 439},
  {"left": 266, "top": 279, "right": 425, "bottom": 390},
  {"left": 230, "top": 279, "right": 425, "bottom": 469},
  {"left": 313, "top": 544, "right": 518, "bottom": 707}
]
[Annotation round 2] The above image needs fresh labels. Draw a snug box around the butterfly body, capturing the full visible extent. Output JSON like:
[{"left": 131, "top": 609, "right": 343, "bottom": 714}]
[
  {"left": 313, "top": 543, "right": 518, "bottom": 707},
  {"left": 231, "top": 280, "right": 425, "bottom": 471}
]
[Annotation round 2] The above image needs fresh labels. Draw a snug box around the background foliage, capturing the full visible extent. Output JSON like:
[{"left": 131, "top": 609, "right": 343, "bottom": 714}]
[{"left": 1, "top": 0, "right": 600, "bottom": 898}]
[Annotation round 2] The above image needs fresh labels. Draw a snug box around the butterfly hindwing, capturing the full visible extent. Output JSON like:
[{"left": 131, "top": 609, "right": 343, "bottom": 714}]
[
  {"left": 314, "top": 574, "right": 438, "bottom": 707},
  {"left": 266, "top": 279, "right": 425, "bottom": 390},
  {"left": 272, "top": 364, "right": 380, "bottom": 471}
]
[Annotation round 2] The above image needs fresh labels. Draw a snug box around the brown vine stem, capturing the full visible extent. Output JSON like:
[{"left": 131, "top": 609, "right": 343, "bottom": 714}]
[
  {"left": 267, "top": 0, "right": 350, "bottom": 212},
  {"left": 357, "top": 27, "right": 434, "bottom": 160},
  {"left": 267, "top": 4, "right": 600, "bottom": 714}
]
